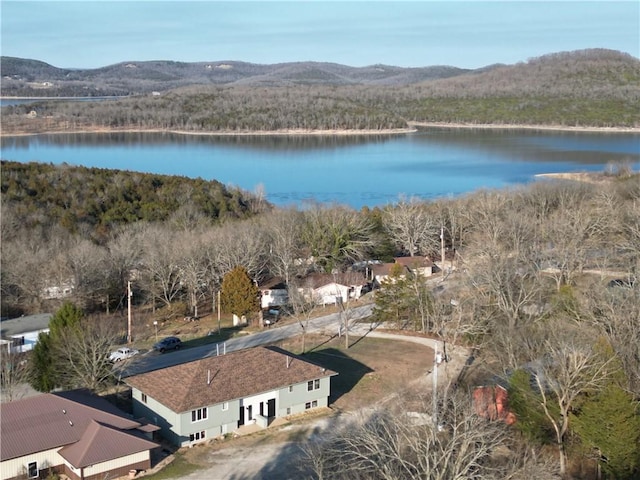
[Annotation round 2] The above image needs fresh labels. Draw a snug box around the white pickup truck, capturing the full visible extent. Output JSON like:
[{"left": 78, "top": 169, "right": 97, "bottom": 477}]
[{"left": 109, "top": 347, "right": 139, "bottom": 362}]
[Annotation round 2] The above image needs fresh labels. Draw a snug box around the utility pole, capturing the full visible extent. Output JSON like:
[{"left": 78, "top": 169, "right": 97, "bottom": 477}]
[
  {"left": 127, "top": 281, "right": 132, "bottom": 343},
  {"left": 440, "top": 226, "right": 446, "bottom": 273},
  {"left": 433, "top": 346, "right": 442, "bottom": 430},
  {"left": 217, "top": 290, "right": 221, "bottom": 334}
]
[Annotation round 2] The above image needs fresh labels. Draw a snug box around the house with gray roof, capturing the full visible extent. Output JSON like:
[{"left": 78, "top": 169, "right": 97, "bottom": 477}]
[
  {"left": 0, "top": 314, "right": 52, "bottom": 354},
  {"left": 0, "top": 389, "right": 158, "bottom": 480},
  {"left": 125, "top": 346, "right": 337, "bottom": 447}
]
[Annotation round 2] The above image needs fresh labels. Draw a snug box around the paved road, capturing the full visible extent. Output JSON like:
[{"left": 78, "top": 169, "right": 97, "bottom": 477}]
[{"left": 119, "top": 304, "right": 374, "bottom": 377}]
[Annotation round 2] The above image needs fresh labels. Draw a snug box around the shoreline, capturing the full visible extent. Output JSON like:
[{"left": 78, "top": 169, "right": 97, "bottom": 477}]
[
  {"left": 2, "top": 124, "right": 638, "bottom": 138},
  {"left": 407, "top": 121, "right": 640, "bottom": 134},
  {"left": 0, "top": 127, "right": 418, "bottom": 138},
  {"left": 1, "top": 122, "right": 638, "bottom": 138}
]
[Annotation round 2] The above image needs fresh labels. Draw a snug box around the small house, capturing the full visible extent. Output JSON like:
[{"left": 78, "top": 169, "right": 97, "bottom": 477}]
[
  {"left": 258, "top": 277, "right": 289, "bottom": 309},
  {"left": 0, "top": 314, "right": 52, "bottom": 354},
  {"left": 393, "top": 256, "right": 434, "bottom": 277},
  {"left": 298, "top": 272, "right": 369, "bottom": 306},
  {"left": 370, "top": 263, "right": 411, "bottom": 287}
]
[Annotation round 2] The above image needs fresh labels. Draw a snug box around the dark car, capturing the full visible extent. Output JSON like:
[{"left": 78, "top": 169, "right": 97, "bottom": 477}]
[{"left": 153, "top": 336, "right": 181, "bottom": 353}]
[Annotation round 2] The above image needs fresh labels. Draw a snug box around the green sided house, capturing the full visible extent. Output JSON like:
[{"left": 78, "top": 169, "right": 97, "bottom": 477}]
[
  {"left": 0, "top": 390, "right": 159, "bottom": 480},
  {"left": 125, "top": 346, "right": 338, "bottom": 447}
]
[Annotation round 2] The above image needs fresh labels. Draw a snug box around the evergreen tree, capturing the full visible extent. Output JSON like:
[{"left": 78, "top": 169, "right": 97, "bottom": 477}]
[
  {"left": 571, "top": 344, "right": 640, "bottom": 479},
  {"left": 28, "top": 301, "right": 84, "bottom": 392},
  {"left": 29, "top": 332, "right": 57, "bottom": 392},
  {"left": 372, "top": 264, "right": 413, "bottom": 327},
  {"left": 507, "top": 369, "right": 556, "bottom": 445},
  {"left": 221, "top": 267, "right": 259, "bottom": 319}
]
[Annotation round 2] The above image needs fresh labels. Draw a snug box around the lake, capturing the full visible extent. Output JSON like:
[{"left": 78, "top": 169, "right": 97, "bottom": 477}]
[{"left": 1, "top": 129, "right": 638, "bottom": 209}]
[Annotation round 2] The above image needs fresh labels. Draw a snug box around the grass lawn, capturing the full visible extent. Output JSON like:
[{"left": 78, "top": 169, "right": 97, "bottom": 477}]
[{"left": 276, "top": 333, "right": 433, "bottom": 410}]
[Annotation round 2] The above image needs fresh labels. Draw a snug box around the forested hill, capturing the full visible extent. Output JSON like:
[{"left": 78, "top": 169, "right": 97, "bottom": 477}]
[
  {"left": 0, "top": 56, "right": 470, "bottom": 96},
  {"left": 1, "top": 49, "right": 638, "bottom": 131},
  {"left": 0, "top": 161, "right": 265, "bottom": 241}
]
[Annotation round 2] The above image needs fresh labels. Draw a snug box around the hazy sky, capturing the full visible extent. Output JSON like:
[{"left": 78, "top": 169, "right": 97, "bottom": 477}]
[{"left": 1, "top": 1, "right": 638, "bottom": 69}]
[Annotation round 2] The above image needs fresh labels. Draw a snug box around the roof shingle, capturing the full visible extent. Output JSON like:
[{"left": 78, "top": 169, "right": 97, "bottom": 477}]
[
  {"left": 125, "top": 346, "right": 337, "bottom": 413},
  {"left": 0, "top": 390, "right": 156, "bottom": 462}
]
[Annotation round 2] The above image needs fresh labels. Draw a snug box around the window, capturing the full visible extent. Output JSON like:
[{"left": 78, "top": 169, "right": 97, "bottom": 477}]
[
  {"left": 308, "top": 379, "right": 320, "bottom": 391},
  {"left": 312, "top": 400, "right": 318, "bottom": 408},
  {"left": 286, "top": 407, "right": 291, "bottom": 415},
  {"left": 288, "top": 385, "right": 293, "bottom": 393},
  {"left": 189, "top": 431, "right": 206, "bottom": 442},
  {"left": 191, "top": 407, "right": 208, "bottom": 422},
  {"left": 141, "top": 393, "right": 147, "bottom": 404},
  {"left": 222, "top": 402, "right": 228, "bottom": 411},
  {"left": 27, "top": 462, "right": 38, "bottom": 478},
  {"left": 305, "top": 400, "right": 318, "bottom": 410}
]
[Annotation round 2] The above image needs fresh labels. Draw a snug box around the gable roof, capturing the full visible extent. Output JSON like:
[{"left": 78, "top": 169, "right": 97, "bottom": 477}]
[
  {"left": 125, "top": 346, "right": 337, "bottom": 413},
  {"left": 59, "top": 420, "right": 157, "bottom": 468},
  {"left": 371, "top": 263, "right": 410, "bottom": 278},
  {"left": 0, "top": 389, "right": 157, "bottom": 462}
]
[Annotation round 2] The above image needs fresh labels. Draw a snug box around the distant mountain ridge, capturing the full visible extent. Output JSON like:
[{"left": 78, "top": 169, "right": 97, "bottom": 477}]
[
  {"left": 0, "top": 56, "right": 475, "bottom": 96},
  {"left": 1, "top": 49, "right": 638, "bottom": 130}
]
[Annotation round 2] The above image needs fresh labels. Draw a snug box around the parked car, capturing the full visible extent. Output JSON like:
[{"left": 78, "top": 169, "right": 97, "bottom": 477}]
[
  {"left": 153, "top": 336, "right": 182, "bottom": 353},
  {"left": 109, "top": 347, "right": 139, "bottom": 362}
]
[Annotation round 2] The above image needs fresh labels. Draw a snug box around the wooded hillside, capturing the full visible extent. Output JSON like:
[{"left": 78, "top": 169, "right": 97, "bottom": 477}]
[
  {"left": 2, "top": 49, "right": 638, "bottom": 132},
  {"left": 0, "top": 160, "right": 264, "bottom": 242}
]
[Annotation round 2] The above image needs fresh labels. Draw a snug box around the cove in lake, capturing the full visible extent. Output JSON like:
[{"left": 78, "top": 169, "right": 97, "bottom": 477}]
[{"left": 1, "top": 129, "right": 638, "bottom": 209}]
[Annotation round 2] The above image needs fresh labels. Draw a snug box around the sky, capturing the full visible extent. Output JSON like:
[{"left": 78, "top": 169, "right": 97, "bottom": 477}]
[{"left": 1, "top": 1, "right": 638, "bottom": 70}]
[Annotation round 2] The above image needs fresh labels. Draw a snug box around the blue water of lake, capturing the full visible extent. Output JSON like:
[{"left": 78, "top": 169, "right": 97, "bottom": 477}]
[{"left": 1, "top": 129, "right": 638, "bottom": 208}]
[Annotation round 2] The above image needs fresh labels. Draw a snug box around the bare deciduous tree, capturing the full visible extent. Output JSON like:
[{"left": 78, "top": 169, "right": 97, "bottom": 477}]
[
  {"left": 301, "top": 391, "right": 515, "bottom": 480},
  {"left": 510, "top": 326, "right": 615, "bottom": 476},
  {"left": 261, "top": 208, "right": 304, "bottom": 285},
  {"left": 0, "top": 350, "right": 31, "bottom": 402},
  {"left": 383, "top": 196, "right": 438, "bottom": 257},
  {"left": 54, "top": 315, "right": 121, "bottom": 392}
]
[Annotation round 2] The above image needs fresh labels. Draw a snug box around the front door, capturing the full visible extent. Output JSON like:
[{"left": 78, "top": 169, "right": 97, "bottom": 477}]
[
  {"left": 267, "top": 398, "right": 276, "bottom": 417},
  {"left": 238, "top": 406, "right": 245, "bottom": 426}
]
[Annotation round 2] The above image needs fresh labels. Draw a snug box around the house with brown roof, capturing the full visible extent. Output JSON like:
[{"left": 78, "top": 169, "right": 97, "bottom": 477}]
[
  {"left": 370, "top": 262, "right": 411, "bottom": 286},
  {"left": 370, "top": 257, "right": 434, "bottom": 287},
  {"left": 125, "top": 346, "right": 337, "bottom": 447},
  {"left": 393, "top": 256, "right": 434, "bottom": 277},
  {"left": 0, "top": 390, "right": 158, "bottom": 480},
  {"left": 298, "top": 272, "right": 369, "bottom": 306}
]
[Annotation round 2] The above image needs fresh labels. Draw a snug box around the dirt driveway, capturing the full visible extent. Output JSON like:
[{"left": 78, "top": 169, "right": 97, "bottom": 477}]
[{"left": 153, "top": 327, "right": 470, "bottom": 480}]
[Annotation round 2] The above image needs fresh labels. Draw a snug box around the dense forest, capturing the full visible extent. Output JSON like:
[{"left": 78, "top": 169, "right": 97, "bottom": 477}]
[
  {"left": 2, "top": 49, "right": 639, "bottom": 133},
  {"left": 0, "top": 161, "right": 265, "bottom": 242}
]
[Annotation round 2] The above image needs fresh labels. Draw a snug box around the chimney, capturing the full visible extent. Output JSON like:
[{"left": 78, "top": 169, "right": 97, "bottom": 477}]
[{"left": 207, "top": 369, "right": 211, "bottom": 385}]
